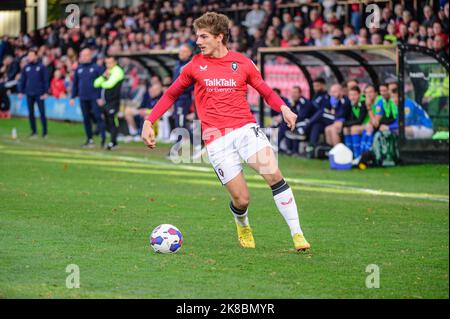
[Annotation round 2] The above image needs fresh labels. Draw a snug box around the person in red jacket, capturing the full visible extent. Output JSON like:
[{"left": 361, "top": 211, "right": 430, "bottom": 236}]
[
  {"left": 50, "top": 69, "right": 67, "bottom": 98},
  {"left": 141, "top": 12, "right": 311, "bottom": 252}
]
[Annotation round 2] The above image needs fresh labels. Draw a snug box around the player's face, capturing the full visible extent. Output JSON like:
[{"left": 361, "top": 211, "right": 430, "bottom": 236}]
[
  {"left": 196, "top": 29, "right": 222, "bottom": 56},
  {"left": 391, "top": 93, "right": 398, "bottom": 105},
  {"left": 105, "top": 58, "right": 115, "bottom": 69},
  {"left": 27, "top": 52, "right": 37, "bottom": 63},
  {"left": 365, "top": 87, "right": 376, "bottom": 102},
  {"left": 379, "top": 85, "right": 389, "bottom": 100},
  {"left": 349, "top": 90, "right": 360, "bottom": 105},
  {"left": 291, "top": 88, "right": 301, "bottom": 101},
  {"left": 388, "top": 83, "right": 398, "bottom": 95},
  {"left": 80, "top": 49, "right": 91, "bottom": 64},
  {"left": 330, "top": 85, "right": 341, "bottom": 98},
  {"left": 313, "top": 81, "right": 323, "bottom": 92},
  {"left": 178, "top": 45, "right": 191, "bottom": 61}
]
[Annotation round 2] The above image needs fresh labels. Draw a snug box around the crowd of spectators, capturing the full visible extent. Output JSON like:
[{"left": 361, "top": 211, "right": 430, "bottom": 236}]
[{"left": 0, "top": 0, "right": 448, "bottom": 147}]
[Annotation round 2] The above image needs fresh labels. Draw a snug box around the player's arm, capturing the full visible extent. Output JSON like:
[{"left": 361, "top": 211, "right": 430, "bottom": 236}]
[
  {"left": 142, "top": 63, "right": 194, "bottom": 149},
  {"left": 373, "top": 99, "right": 384, "bottom": 127},
  {"left": 71, "top": 69, "right": 78, "bottom": 99},
  {"left": 42, "top": 66, "right": 49, "bottom": 96},
  {"left": 246, "top": 60, "right": 297, "bottom": 130},
  {"left": 94, "top": 66, "right": 124, "bottom": 89},
  {"left": 18, "top": 68, "right": 26, "bottom": 95}
]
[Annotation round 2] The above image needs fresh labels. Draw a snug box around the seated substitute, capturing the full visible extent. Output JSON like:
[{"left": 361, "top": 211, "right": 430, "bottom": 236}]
[
  {"left": 343, "top": 86, "right": 367, "bottom": 159},
  {"left": 324, "top": 83, "right": 351, "bottom": 146}
]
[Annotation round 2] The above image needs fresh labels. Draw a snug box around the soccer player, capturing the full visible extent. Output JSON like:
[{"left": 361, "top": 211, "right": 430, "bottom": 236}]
[
  {"left": 359, "top": 85, "right": 379, "bottom": 154},
  {"left": 342, "top": 86, "right": 367, "bottom": 159},
  {"left": 286, "top": 78, "right": 330, "bottom": 158},
  {"left": 173, "top": 44, "right": 194, "bottom": 131},
  {"left": 94, "top": 56, "right": 125, "bottom": 150},
  {"left": 391, "top": 92, "right": 434, "bottom": 139},
  {"left": 286, "top": 86, "right": 315, "bottom": 148},
  {"left": 141, "top": 12, "right": 310, "bottom": 251},
  {"left": 324, "top": 83, "right": 351, "bottom": 146},
  {"left": 374, "top": 85, "right": 398, "bottom": 133}
]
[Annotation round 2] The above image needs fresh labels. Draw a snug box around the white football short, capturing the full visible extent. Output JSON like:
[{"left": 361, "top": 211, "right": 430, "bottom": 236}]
[
  {"left": 206, "top": 123, "right": 273, "bottom": 185},
  {"left": 407, "top": 126, "right": 434, "bottom": 139}
]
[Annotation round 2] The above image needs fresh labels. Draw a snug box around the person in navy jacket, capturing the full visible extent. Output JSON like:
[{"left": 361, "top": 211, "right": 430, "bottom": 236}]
[
  {"left": 286, "top": 78, "right": 330, "bottom": 158},
  {"left": 172, "top": 44, "right": 194, "bottom": 131},
  {"left": 18, "top": 49, "right": 49, "bottom": 138},
  {"left": 70, "top": 48, "right": 105, "bottom": 147}
]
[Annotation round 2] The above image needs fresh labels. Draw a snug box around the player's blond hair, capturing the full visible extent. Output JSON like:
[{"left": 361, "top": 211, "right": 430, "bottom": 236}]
[{"left": 193, "top": 12, "right": 230, "bottom": 45}]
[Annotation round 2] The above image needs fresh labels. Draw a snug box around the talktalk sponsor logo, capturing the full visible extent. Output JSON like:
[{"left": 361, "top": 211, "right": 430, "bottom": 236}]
[{"left": 204, "top": 78, "right": 237, "bottom": 87}]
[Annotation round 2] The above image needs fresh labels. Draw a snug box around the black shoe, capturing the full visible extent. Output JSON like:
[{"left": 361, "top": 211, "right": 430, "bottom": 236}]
[
  {"left": 285, "top": 129, "right": 307, "bottom": 141},
  {"left": 82, "top": 139, "right": 95, "bottom": 148},
  {"left": 105, "top": 142, "right": 118, "bottom": 150},
  {"left": 306, "top": 145, "right": 315, "bottom": 159}
]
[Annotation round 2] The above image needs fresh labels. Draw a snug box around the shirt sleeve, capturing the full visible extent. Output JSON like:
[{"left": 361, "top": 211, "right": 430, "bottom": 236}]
[
  {"left": 374, "top": 99, "right": 384, "bottom": 116},
  {"left": 19, "top": 68, "right": 26, "bottom": 93},
  {"left": 71, "top": 69, "right": 78, "bottom": 99},
  {"left": 94, "top": 66, "right": 125, "bottom": 89},
  {"left": 147, "top": 62, "right": 194, "bottom": 124},
  {"left": 246, "top": 59, "right": 285, "bottom": 113},
  {"left": 42, "top": 66, "right": 49, "bottom": 93}
]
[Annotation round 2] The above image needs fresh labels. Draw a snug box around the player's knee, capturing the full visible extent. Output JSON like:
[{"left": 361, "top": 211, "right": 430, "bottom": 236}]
[
  {"left": 350, "top": 125, "right": 361, "bottom": 135},
  {"left": 233, "top": 194, "right": 250, "bottom": 210}
]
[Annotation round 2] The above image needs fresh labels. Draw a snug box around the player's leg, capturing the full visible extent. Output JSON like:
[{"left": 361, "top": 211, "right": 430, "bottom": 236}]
[
  {"left": 105, "top": 102, "right": 120, "bottom": 149},
  {"left": 307, "top": 121, "right": 324, "bottom": 158},
  {"left": 206, "top": 131, "right": 254, "bottom": 248},
  {"left": 332, "top": 121, "right": 344, "bottom": 146},
  {"left": 91, "top": 99, "right": 106, "bottom": 147},
  {"left": 324, "top": 124, "right": 333, "bottom": 145},
  {"left": 26, "top": 95, "right": 37, "bottom": 137},
  {"left": 343, "top": 126, "right": 352, "bottom": 150},
  {"left": 350, "top": 125, "right": 363, "bottom": 158},
  {"left": 244, "top": 140, "right": 310, "bottom": 251},
  {"left": 80, "top": 100, "right": 94, "bottom": 146},
  {"left": 36, "top": 97, "right": 47, "bottom": 137},
  {"left": 224, "top": 172, "right": 255, "bottom": 248},
  {"left": 360, "top": 123, "right": 374, "bottom": 153}
]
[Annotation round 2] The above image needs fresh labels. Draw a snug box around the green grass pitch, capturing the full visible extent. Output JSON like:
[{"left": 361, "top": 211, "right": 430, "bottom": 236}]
[{"left": 0, "top": 118, "right": 448, "bottom": 298}]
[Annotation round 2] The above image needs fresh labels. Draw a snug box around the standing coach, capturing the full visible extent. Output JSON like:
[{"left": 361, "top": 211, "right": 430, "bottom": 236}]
[
  {"left": 19, "top": 49, "right": 49, "bottom": 138},
  {"left": 70, "top": 48, "right": 106, "bottom": 148}
]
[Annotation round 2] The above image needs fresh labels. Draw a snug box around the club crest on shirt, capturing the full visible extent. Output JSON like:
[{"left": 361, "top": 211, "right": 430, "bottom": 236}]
[{"left": 231, "top": 62, "right": 238, "bottom": 72}]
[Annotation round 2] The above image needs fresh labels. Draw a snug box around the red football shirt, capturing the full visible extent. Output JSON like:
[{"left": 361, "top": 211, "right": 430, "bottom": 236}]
[{"left": 147, "top": 50, "right": 285, "bottom": 144}]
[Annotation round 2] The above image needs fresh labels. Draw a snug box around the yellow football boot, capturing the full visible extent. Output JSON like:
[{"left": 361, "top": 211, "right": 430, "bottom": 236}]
[
  {"left": 293, "top": 233, "right": 311, "bottom": 251},
  {"left": 235, "top": 222, "right": 256, "bottom": 248}
]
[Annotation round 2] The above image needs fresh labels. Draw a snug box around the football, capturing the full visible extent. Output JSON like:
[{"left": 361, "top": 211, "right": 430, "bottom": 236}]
[{"left": 150, "top": 224, "right": 183, "bottom": 254}]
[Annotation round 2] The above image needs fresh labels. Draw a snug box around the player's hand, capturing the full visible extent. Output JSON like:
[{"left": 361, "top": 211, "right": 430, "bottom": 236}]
[
  {"left": 69, "top": 99, "right": 75, "bottom": 107},
  {"left": 40, "top": 94, "right": 48, "bottom": 100},
  {"left": 97, "top": 99, "right": 105, "bottom": 107},
  {"left": 18, "top": 93, "right": 23, "bottom": 99},
  {"left": 142, "top": 120, "right": 156, "bottom": 149},
  {"left": 281, "top": 105, "right": 297, "bottom": 131}
]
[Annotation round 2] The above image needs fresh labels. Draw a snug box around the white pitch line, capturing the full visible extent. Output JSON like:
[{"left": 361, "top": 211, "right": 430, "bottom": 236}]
[{"left": 1, "top": 143, "right": 448, "bottom": 203}]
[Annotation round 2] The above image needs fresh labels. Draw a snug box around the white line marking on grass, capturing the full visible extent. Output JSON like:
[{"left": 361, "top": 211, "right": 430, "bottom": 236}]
[
  {"left": 99, "top": 166, "right": 449, "bottom": 203},
  {"left": 1, "top": 144, "right": 448, "bottom": 203}
]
